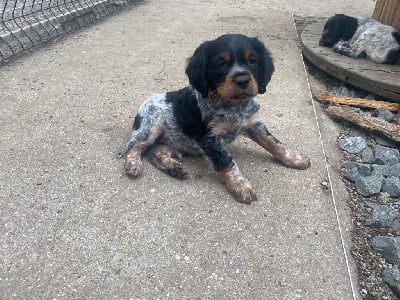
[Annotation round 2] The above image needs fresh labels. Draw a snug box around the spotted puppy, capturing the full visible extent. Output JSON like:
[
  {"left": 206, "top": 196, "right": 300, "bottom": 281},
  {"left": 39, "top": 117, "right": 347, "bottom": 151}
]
[
  {"left": 125, "top": 34, "right": 311, "bottom": 204},
  {"left": 319, "top": 14, "right": 400, "bottom": 64}
]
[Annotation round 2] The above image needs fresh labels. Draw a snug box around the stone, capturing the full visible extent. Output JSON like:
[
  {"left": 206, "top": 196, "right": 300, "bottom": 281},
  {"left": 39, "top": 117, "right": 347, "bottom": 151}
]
[
  {"left": 371, "top": 236, "right": 400, "bottom": 265},
  {"left": 343, "top": 162, "right": 371, "bottom": 182},
  {"left": 339, "top": 136, "right": 367, "bottom": 154},
  {"left": 372, "top": 108, "right": 395, "bottom": 122},
  {"left": 387, "top": 164, "right": 400, "bottom": 178},
  {"left": 370, "top": 164, "right": 400, "bottom": 178},
  {"left": 365, "top": 202, "right": 400, "bottom": 228},
  {"left": 382, "top": 177, "right": 400, "bottom": 198},
  {"left": 383, "top": 267, "right": 400, "bottom": 297},
  {"left": 377, "top": 192, "right": 393, "bottom": 204},
  {"left": 374, "top": 135, "right": 400, "bottom": 148},
  {"left": 355, "top": 175, "right": 383, "bottom": 197},
  {"left": 361, "top": 147, "right": 374, "bottom": 164},
  {"left": 374, "top": 145, "right": 400, "bottom": 165}
]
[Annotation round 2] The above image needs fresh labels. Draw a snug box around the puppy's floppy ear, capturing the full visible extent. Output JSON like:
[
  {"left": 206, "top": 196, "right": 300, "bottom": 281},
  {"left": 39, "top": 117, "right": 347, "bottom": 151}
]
[
  {"left": 329, "top": 14, "right": 358, "bottom": 41},
  {"left": 251, "top": 37, "right": 274, "bottom": 94},
  {"left": 185, "top": 41, "right": 209, "bottom": 98}
]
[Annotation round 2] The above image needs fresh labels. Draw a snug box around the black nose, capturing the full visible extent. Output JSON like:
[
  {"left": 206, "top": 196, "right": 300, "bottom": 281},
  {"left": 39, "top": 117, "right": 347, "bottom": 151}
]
[{"left": 233, "top": 73, "right": 250, "bottom": 89}]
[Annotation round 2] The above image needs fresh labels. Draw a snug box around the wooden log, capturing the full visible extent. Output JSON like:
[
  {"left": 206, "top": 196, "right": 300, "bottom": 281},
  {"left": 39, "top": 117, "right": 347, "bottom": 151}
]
[
  {"left": 326, "top": 106, "right": 400, "bottom": 142},
  {"left": 314, "top": 93, "right": 400, "bottom": 112}
]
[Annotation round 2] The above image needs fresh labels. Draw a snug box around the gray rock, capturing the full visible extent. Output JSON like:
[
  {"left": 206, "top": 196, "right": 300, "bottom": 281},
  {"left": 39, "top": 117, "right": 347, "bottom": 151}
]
[
  {"left": 355, "top": 175, "right": 383, "bottom": 197},
  {"left": 374, "top": 145, "right": 400, "bottom": 165},
  {"left": 374, "top": 135, "right": 400, "bottom": 148},
  {"left": 361, "top": 147, "right": 374, "bottom": 164},
  {"left": 372, "top": 108, "right": 395, "bottom": 122},
  {"left": 383, "top": 267, "right": 400, "bottom": 297},
  {"left": 339, "top": 136, "right": 367, "bottom": 154},
  {"left": 387, "top": 164, "right": 400, "bottom": 178},
  {"left": 343, "top": 162, "right": 371, "bottom": 182},
  {"left": 377, "top": 192, "right": 393, "bottom": 204},
  {"left": 365, "top": 202, "right": 400, "bottom": 228},
  {"left": 370, "top": 164, "right": 400, "bottom": 178},
  {"left": 371, "top": 236, "right": 400, "bottom": 265},
  {"left": 382, "top": 177, "right": 400, "bottom": 198},
  {"left": 333, "top": 85, "right": 355, "bottom": 97}
]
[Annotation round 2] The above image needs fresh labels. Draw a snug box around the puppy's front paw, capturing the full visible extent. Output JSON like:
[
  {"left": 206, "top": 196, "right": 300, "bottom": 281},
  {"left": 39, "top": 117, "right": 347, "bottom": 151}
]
[
  {"left": 125, "top": 157, "right": 143, "bottom": 178},
  {"left": 283, "top": 151, "right": 311, "bottom": 170},
  {"left": 220, "top": 164, "right": 257, "bottom": 204},
  {"left": 227, "top": 177, "right": 257, "bottom": 204}
]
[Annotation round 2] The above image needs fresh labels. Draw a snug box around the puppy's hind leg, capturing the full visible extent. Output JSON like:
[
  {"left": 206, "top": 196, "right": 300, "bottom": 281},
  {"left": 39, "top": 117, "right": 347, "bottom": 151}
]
[
  {"left": 125, "top": 114, "right": 164, "bottom": 178},
  {"left": 246, "top": 121, "right": 311, "bottom": 170},
  {"left": 147, "top": 144, "right": 188, "bottom": 179}
]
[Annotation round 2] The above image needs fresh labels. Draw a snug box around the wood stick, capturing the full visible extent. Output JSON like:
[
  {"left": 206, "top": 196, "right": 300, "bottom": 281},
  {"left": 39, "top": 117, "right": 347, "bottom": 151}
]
[
  {"left": 326, "top": 106, "right": 400, "bottom": 142},
  {"left": 314, "top": 93, "right": 400, "bottom": 112}
]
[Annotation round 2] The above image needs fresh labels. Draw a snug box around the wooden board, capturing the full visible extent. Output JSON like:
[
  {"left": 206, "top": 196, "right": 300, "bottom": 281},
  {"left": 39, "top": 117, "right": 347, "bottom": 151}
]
[
  {"left": 300, "top": 18, "right": 400, "bottom": 102},
  {"left": 372, "top": 0, "right": 400, "bottom": 31}
]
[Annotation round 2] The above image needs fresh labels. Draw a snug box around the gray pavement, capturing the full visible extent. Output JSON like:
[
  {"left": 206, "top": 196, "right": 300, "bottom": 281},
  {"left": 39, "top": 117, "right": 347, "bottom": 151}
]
[{"left": 0, "top": 0, "right": 375, "bottom": 299}]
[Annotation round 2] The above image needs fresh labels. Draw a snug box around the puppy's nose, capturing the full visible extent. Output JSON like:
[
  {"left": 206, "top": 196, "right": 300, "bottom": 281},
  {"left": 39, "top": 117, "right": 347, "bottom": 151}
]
[{"left": 233, "top": 73, "right": 250, "bottom": 89}]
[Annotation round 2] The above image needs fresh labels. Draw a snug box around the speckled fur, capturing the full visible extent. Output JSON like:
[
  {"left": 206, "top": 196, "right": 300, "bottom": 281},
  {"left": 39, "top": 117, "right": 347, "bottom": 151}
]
[
  {"left": 126, "top": 88, "right": 261, "bottom": 155},
  {"left": 125, "top": 34, "right": 311, "bottom": 204},
  {"left": 320, "top": 14, "right": 400, "bottom": 64}
]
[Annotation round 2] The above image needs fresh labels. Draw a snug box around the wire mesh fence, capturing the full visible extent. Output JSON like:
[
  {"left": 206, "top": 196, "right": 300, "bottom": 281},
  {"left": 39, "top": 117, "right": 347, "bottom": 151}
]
[{"left": 0, "top": 0, "right": 139, "bottom": 63}]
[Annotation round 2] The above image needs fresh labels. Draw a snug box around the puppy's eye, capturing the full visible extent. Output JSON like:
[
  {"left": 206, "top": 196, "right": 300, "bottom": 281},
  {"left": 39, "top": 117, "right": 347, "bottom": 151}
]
[
  {"left": 248, "top": 56, "right": 257, "bottom": 65},
  {"left": 216, "top": 59, "right": 227, "bottom": 68}
]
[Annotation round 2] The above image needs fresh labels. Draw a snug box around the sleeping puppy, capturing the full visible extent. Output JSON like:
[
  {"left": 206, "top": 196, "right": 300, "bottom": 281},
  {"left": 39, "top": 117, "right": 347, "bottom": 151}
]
[
  {"left": 124, "top": 34, "right": 311, "bottom": 204},
  {"left": 319, "top": 14, "right": 400, "bottom": 64}
]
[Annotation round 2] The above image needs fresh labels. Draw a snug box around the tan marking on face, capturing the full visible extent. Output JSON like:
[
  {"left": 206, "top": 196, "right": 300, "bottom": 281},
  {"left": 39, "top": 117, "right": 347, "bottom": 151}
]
[
  {"left": 244, "top": 49, "right": 252, "bottom": 60},
  {"left": 221, "top": 51, "right": 231, "bottom": 62},
  {"left": 254, "top": 132, "right": 311, "bottom": 170},
  {"left": 216, "top": 74, "right": 258, "bottom": 102},
  {"left": 220, "top": 163, "right": 257, "bottom": 204}
]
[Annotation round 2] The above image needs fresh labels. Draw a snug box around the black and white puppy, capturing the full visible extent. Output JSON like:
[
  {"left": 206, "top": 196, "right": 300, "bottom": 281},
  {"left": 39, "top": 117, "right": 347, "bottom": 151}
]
[
  {"left": 319, "top": 14, "right": 400, "bottom": 64},
  {"left": 125, "top": 34, "right": 310, "bottom": 204}
]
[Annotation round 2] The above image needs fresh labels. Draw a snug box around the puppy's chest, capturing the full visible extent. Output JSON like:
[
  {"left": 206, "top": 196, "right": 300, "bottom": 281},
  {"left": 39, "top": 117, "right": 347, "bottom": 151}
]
[{"left": 208, "top": 111, "right": 258, "bottom": 143}]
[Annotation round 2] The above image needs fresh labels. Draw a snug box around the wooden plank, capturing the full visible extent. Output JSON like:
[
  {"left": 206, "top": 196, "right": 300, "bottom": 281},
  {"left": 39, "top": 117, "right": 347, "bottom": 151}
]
[
  {"left": 314, "top": 93, "right": 400, "bottom": 111},
  {"left": 327, "top": 106, "right": 400, "bottom": 142},
  {"left": 394, "top": 4, "right": 400, "bottom": 30},
  {"left": 372, "top": 0, "right": 385, "bottom": 20},
  {"left": 373, "top": 0, "right": 400, "bottom": 30},
  {"left": 300, "top": 19, "right": 400, "bottom": 102}
]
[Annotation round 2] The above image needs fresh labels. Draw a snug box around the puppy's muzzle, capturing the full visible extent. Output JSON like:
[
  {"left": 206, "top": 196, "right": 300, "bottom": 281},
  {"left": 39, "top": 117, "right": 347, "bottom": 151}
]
[{"left": 233, "top": 72, "right": 250, "bottom": 90}]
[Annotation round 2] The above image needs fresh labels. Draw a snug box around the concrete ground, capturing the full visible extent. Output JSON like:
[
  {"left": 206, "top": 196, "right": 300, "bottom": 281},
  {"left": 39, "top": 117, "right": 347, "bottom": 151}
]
[{"left": 0, "top": 0, "right": 375, "bottom": 299}]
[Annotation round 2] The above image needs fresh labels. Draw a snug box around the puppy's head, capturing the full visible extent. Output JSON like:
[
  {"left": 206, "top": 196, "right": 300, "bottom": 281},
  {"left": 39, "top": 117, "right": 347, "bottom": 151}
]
[
  {"left": 319, "top": 14, "right": 358, "bottom": 47},
  {"left": 185, "top": 34, "right": 274, "bottom": 102}
]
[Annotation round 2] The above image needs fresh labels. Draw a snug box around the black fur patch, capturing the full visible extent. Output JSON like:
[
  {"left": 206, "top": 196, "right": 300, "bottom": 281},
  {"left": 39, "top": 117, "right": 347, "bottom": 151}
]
[
  {"left": 133, "top": 114, "right": 142, "bottom": 130},
  {"left": 167, "top": 87, "right": 207, "bottom": 138},
  {"left": 385, "top": 32, "right": 400, "bottom": 64},
  {"left": 196, "top": 134, "right": 234, "bottom": 172},
  {"left": 320, "top": 14, "right": 358, "bottom": 47}
]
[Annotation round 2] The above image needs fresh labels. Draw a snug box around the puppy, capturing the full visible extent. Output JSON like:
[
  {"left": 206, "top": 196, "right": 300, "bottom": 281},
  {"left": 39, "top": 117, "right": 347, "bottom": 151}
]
[
  {"left": 319, "top": 14, "right": 400, "bottom": 64},
  {"left": 125, "top": 34, "right": 311, "bottom": 204}
]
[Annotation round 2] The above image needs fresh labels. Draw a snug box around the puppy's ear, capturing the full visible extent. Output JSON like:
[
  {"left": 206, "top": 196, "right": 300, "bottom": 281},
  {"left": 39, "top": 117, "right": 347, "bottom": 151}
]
[
  {"left": 330, "top": 14, "right": 358, "bottom": 41},
  {"left": 251, "top": 37, "right": 274, "bottom": 94},
  {"left": 185, "top": 41, "right": 209, "bottom": 98}
]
